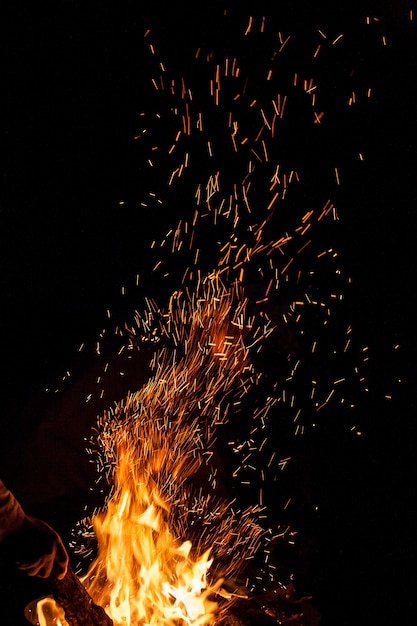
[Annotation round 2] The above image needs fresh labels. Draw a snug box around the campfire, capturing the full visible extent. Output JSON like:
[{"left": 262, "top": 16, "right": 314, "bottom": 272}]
[
  {"left": 19, "top": 12, "right": 375, "bottom": 625},
  {"left": 30, "top": 281, "right": 270, "bottom": 625},
  {"left": 29, "top": 276, "right": 321, "bottom": 625}
]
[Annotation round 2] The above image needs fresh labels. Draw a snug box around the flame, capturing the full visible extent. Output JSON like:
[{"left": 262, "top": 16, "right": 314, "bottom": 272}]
[
  {"left": 79, "top": 289, "right": 248, "bottom": 625},
  {"left": 81, "top": 447, "right": 221, "bottom": 626},
  {"left": 36, "top": 597, "right": 68, "bottom": 626},
  {"left": 38, "top": 282, "right": 264, "bottom": 626},
  {"left": 37, "top": 446, "right": 222, "bottom": 626},
  {"left": 90, "top": 284, "right": 256, "bottom": 536}
]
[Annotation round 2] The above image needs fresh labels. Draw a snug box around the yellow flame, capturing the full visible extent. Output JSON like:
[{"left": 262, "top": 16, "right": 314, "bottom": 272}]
[
  {"left": 79, "top": 447, "right": 221, "bottom": 626},
  {"left": 37, "top": 597, "right": 68, "bottom": 626},
  {"left": 79, "top": 290, "right": 248, "bottom": 624},
  {"left": 38, "top": 284, "right": 260, "bottom": 626}
]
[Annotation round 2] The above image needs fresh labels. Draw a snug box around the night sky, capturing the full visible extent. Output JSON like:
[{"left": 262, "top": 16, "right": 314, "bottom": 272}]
[{"left": 1, "top": 2, "right": 416, "bottom": 625}]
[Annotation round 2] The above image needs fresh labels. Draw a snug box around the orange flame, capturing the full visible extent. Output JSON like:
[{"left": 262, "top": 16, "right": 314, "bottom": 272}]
[
  {"left": 82, "top": 447, "right": 221, "bottom": 625},
  {"left": 38, "top": 282, "right": 264, "bottom": 626},
  {"left": 36, "top": 597, "right": 68, "bottom": 626},
  {"left": 79, "top": 286, "right": 260, "bottom": 625}
]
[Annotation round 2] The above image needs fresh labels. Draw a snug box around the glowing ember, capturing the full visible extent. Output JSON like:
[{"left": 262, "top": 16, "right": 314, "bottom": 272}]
[{"left": 29, "top": 7, "right": 407, "bottom": 625}]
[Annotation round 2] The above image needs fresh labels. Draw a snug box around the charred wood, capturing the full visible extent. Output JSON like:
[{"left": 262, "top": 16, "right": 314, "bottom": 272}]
[{"left": 49, "top": 566, "right": 113, "bottom": 626}]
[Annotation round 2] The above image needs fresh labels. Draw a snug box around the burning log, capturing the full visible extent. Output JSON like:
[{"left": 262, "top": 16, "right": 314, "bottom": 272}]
[{"left": 48, "top": 565, "right": 113, "bottom": 626}]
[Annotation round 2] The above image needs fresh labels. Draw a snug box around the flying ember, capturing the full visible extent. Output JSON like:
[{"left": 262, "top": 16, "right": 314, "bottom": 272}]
[
  {"left": 31, "top": 6, "right": 396, "bottom": 625},
  {"left": 79, "top": 283, "right": 266, "bottom": 625}
]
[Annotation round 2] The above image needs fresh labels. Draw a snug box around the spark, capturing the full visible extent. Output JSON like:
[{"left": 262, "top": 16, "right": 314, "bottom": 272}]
[{"left": 64, "top": 9, "right": 409, "bottom": 622}]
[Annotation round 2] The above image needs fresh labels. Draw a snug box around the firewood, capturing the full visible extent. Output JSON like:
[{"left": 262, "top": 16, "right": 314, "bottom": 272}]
[{"left": 49, "top": 565, "right": 113, "bottom": 626}]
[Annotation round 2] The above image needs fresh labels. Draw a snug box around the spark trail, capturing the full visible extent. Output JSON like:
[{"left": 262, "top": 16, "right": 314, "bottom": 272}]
[{"left": 62, "top": 7, "right": 412, "bottom": 625}]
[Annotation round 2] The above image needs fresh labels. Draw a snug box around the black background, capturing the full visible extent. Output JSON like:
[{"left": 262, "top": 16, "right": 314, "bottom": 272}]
[{"left": 1, "top": 1, "right": 416, "bottom": 624}]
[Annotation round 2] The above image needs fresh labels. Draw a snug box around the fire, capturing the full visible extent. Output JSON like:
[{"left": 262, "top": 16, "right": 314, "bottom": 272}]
[
  {"left": 36, "top": 597, "right": 68, "bottom": 626},
  {"left": 78, "top": 286, "right": 254, "bottom": 625},
  {"left": 81, "top": 447, "right": 221, "bottom": 626},
  {"left": 37, "top": 281, "right": 264, "bottom": 626},
  {"left": 25, "top": 6, "right": 391, "bottom": 623}
]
